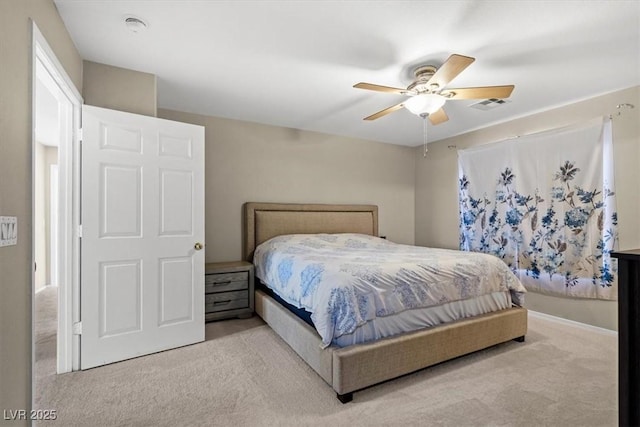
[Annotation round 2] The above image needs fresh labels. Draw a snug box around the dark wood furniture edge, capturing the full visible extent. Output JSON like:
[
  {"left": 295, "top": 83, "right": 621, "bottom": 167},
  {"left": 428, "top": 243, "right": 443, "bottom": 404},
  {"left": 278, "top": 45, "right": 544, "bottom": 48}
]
[{"left": 611, "top": 250, "right": 640, "bottom": 427}]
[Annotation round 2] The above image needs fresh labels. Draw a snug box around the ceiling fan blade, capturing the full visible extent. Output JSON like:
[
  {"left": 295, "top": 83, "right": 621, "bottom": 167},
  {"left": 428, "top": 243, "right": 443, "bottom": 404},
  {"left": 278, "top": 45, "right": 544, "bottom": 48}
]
[
  {"left": 441, "top": 85, "right": 515, "bottom": 100},
  {"left": 354, "top": 82, "right": 407, "bottom": 94},
  {"left": 428, "top": 54, "right": 475, "bottom": 89},
  {"left": 363, "top": 103, "right": 404, "bottom": 121},
  {"left": 428, "top": 108, "right": 449, "bottom": 125}
]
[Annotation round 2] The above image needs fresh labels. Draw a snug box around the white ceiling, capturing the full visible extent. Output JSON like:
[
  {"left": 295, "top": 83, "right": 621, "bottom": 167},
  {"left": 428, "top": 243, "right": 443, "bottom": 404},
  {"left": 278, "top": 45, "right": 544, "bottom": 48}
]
[{"left": 54, "top": 1, "right": 640, "bottom": 147}]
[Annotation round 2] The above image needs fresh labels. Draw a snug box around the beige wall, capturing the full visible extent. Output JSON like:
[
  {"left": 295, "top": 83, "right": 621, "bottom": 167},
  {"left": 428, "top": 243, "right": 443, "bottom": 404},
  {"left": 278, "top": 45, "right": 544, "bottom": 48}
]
[
  {"left": 0, "top": 0, "right": 82, "bottom": 423},
  {"left": 83, "top": 60, "right": 157, "bottom": 117},
  {"left": 158, "top": 109, "right": 416, "bottom": 262},
  {"left": 415, "top": 86, "right": 640, "bottom": 330}
]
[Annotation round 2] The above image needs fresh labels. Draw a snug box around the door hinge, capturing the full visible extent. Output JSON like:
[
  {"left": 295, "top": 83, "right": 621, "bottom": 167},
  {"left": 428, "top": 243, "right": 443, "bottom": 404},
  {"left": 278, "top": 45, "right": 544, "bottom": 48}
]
[
  {"left": 77, "top": 128, "right": 83, "bottom": 143},
  {"left": 77, "top": 225, "right": 82, "bottom": 238},
  {"left": 73, "top": 322, "right": 82, "bottom": 335}
]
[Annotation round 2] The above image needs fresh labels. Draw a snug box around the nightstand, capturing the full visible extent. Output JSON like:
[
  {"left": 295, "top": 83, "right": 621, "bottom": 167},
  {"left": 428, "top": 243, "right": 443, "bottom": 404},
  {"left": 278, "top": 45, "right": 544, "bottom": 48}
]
[{"left": 205, "top": 261, "right": 254, "bottom": 321}]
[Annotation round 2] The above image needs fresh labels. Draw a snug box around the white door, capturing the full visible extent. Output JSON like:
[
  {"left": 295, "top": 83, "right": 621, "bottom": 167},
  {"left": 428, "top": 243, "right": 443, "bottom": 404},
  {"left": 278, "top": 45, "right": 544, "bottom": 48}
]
[{"left": 80, "top": 105, "right": 205, "bottom": 369}]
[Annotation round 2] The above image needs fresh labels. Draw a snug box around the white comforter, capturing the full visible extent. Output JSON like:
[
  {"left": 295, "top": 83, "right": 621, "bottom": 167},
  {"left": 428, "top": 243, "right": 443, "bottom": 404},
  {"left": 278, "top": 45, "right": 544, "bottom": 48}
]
[{"left": 254, "top": 233, "right": 526, "bottom": 347}]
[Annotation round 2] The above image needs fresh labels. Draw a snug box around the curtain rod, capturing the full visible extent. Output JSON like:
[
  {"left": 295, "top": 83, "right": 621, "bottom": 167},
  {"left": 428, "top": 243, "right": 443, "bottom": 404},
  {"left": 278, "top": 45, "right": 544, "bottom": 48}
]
[
  {"left": 609, "top": 103, "right": 635, "bottom": 119},
  {"left": 447, "top": 103, "right": 634, "bottom": 150}
]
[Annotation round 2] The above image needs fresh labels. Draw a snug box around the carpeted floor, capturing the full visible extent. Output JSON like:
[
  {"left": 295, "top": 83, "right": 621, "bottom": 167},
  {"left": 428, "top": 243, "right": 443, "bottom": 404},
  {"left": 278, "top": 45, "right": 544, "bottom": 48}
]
[{"left": 34, "top": 286, "right": 617, "bottom": 426}]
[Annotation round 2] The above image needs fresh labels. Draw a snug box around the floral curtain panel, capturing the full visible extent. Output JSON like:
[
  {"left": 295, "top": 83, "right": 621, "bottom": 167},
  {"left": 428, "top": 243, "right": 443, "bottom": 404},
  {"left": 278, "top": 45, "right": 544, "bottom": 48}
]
[{"left": 458, "top": 118, "right": 617, "bottom": 300}]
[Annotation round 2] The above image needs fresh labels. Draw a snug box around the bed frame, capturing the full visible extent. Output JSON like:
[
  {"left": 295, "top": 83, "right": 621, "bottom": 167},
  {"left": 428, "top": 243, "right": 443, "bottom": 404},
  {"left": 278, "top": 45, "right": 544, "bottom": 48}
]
[{"left": 243, "top": 202, "right": 527, "bottom": 403}]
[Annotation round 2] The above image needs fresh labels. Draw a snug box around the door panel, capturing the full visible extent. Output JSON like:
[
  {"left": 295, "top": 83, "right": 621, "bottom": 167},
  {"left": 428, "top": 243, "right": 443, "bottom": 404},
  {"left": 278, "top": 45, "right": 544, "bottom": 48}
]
[
  {"left": 159, "top": 257, "right": 193, "bottom": 325},
  {"left": 100, "top": 122, "right": 142, "bottom": 152},
  {"left": 81, "top": 105, "right": 204, "bottom": 369},
  {"left": 100, "top": 164, "right": 141, "bottom": 237},
  {"left": 159, "top": 133, "right": 192, "bottom": 159},
  {"left": 160, "top": 169, "right": 193, "bottom": 235},
  {"left": 99, "top": 260, "right": 141, "bottom": 337}
]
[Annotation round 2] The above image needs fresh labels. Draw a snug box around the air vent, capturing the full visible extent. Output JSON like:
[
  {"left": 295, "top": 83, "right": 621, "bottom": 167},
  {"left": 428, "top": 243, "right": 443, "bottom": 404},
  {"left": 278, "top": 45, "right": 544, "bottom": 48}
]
[{"left": 469, "top": 98, "right": 511, "bottom": 111}]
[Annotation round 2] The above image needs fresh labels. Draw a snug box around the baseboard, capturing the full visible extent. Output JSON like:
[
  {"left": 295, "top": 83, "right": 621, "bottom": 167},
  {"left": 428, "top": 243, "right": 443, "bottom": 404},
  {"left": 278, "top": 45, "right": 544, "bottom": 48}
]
[{"left": 528, "top": 310, "right": 617, "bottom": 336}]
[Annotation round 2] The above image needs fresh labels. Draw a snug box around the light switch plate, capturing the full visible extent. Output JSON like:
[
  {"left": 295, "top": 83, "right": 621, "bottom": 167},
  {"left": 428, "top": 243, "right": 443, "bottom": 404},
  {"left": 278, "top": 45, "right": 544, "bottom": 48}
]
[{"left": 0, "top": 216, "right": 18, "bottom": 246}]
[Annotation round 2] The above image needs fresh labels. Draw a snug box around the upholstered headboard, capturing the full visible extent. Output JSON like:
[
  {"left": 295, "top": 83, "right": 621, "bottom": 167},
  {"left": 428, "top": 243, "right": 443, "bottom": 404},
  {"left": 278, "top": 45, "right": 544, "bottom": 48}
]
[{"left": 243, "top": 202, "right": 378, "bottom": 261}]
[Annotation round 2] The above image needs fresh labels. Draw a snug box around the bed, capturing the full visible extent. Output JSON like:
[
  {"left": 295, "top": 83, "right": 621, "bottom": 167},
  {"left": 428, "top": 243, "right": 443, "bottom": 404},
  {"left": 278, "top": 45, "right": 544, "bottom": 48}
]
[{"left": 243, "top": 202, "right": 528, "bottom": 403}]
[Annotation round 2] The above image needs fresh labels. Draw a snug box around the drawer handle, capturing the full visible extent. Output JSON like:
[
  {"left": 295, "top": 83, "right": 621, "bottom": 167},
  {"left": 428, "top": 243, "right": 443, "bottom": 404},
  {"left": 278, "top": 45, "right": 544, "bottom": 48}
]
[
  {"left": 213, "top": 300, "right": 231, "bottom": 305},
  {"left": 214, "top": 281, "right": 231, "bottom": 286}
]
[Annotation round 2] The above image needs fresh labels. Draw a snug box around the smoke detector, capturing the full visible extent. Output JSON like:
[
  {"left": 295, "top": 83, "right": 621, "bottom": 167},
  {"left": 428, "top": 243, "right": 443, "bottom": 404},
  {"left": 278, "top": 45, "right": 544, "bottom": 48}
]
[{"left": 125, "top": 16, "right": 147, "bottom": 33}]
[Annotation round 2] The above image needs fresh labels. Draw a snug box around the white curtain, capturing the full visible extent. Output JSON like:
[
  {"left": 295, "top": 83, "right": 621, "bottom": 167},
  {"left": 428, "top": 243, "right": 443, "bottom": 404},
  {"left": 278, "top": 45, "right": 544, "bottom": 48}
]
[{"left": 458, "top": 117, "right": 617, "bottom": 300}]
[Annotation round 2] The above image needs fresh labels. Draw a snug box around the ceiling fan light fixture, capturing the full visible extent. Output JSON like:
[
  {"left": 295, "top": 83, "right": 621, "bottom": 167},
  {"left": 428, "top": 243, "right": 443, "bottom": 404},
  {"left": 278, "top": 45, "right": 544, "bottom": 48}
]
[{"left": 404, "top": 93, "right": 446, "bottom": 116}]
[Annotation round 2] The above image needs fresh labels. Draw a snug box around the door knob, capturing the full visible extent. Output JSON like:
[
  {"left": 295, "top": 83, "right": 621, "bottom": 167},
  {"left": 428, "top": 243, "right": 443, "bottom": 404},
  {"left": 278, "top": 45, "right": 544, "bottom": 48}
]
[{"left": 194, "top": 242, "right": 203, "bottom": 251}]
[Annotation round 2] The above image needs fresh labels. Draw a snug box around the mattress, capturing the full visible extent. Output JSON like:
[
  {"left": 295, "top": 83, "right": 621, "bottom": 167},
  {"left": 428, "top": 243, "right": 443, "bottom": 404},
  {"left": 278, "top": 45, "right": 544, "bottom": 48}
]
[
  {"left": 260, "top": 282, "right": 511, "bottom": 347},
  {"left": 254, "top": 233, "right": 526, "bottom": 347}
]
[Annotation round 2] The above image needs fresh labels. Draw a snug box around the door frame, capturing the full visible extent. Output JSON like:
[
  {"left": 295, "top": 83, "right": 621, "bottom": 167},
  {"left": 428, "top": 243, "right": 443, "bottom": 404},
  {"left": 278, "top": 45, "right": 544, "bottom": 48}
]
[{"left": 31, "top": 22, "right": 83, "bottom": 375}]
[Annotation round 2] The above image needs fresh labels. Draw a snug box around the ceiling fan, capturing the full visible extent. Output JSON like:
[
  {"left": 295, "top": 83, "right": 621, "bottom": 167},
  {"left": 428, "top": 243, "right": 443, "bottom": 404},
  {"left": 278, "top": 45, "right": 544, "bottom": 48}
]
[{"left": 354, "top": 54, "right": 514, "bottom": 125}]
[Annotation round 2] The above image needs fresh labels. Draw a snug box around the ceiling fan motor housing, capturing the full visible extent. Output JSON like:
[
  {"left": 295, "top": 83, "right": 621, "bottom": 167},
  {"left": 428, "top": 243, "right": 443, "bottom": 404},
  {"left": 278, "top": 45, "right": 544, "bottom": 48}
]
[{"left": 407, "top": 65, "right": 438, "bottom": 93}]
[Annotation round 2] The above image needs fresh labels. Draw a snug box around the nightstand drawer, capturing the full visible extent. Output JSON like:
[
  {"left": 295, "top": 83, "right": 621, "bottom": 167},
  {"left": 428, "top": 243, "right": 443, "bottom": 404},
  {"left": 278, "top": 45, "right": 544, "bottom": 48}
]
[
  {"left": 206, "top": 290, "right": 247, "bottom": 303},
  {"left": 205, "top": 290, "right": 248, "bottom": 312},
  {"left": 206, "top": 271, "right": 248, "bottom": 284},
  {"left": 205, "top": 277, "right": 248, "bottom": 293}
]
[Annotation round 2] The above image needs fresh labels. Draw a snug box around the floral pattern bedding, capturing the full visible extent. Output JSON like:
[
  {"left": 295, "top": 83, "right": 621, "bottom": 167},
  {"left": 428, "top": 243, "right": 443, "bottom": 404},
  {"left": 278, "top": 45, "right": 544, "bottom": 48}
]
[{"left": 254, "top": 233, "right": 526, "bottom": 347}]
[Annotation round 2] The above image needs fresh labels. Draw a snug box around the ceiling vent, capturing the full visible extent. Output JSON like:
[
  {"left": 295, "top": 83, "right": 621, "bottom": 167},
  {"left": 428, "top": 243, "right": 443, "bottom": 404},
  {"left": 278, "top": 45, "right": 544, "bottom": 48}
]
[{"left": 469, "top": 98, "right": 511, "bottom": 111}]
